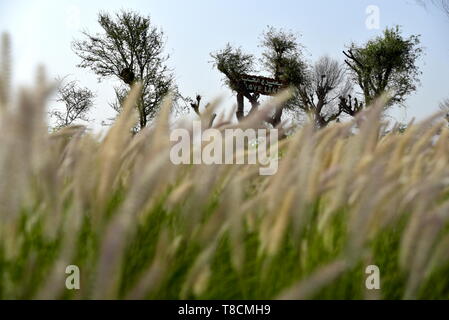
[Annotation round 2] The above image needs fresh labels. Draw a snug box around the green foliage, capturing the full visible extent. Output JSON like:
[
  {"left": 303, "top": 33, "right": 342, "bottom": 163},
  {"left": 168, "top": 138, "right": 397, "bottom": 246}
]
[
  {"left": 211, "top": 44, "right": 255, "bottom": 91},
  {"left": 344, "top": 26, "right": 423, "bottom": 107},
  {"left": 72, "top": 9, "right": 176, "bottom": 129},
  {"left": 260, "top": 27, "right": 308, "bottom": 86}
]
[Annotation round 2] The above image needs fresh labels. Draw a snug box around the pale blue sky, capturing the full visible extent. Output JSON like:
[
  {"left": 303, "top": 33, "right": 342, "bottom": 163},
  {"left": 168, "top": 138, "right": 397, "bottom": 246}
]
[{"left": 1, "top": 0, "right": 448, "bottom": 129}]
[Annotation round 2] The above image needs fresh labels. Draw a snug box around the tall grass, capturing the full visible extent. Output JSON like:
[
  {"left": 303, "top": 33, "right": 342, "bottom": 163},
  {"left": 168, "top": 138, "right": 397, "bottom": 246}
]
[{"left": 1, "top": 33, "right": 449, "bottom": 300}]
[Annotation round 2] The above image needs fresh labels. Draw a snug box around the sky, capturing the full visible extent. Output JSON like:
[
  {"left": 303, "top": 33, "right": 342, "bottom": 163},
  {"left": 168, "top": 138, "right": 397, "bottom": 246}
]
[{"left": 1, "top": 0, "right": 448, "bottom": 130}]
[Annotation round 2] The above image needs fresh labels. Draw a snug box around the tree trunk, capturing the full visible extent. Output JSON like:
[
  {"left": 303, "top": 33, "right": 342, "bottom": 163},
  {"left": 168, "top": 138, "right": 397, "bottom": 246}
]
[
  {"left": 249, "top": 96, "right": 259, "bottom": 115},
  {"left": 139, "top": 96, "right": 146, "bottom": 129},
  {"left": 236, "top": 93, "right": 244, "bottom": 121},
  {"left": 314, "top": 100, "right": 327, "bottom": 129},
  {"left": 270, "top": 107, "right": 283, "bottom": 128}
]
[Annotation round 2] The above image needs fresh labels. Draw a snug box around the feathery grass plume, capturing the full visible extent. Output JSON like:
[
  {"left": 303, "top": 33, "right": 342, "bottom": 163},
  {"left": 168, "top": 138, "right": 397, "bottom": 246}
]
[
  {"left": 0, "top": 32, "right": 11, "bottom": 110},
  {"left": 3, "top": 44, "right": 449, "bottom": 299},
  {"left": 96, "top": 83, "right": 141, "bottom": 215},
  {"left": 276, "top": 260, "right": 348, "bottom": 299}
]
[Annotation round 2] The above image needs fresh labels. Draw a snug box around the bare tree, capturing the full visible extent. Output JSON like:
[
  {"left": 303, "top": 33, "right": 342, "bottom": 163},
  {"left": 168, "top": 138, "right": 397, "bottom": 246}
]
[
  {"left": 50, "top": 77, "right": 94, "bottom": 129},
  {"left": 418, "top": 1, "right": 449, "bottom": 122},
  {"left": 435, "top": 0, "right": 449, "bottom": 16},
  {"left": 72, "top": 10, "right": 176, "bottom": 131},
  {"left": 185, "top": 94, "right": 217, "bottom": 127},
  {"left": 296, "top": 56, "right": 352, "bottom": 128},
  {"left": 417, "top": 0, "right": 449, "bottom": 18},
  {"left": 188, "top": 94, "right": 202, "bottom": 116}
]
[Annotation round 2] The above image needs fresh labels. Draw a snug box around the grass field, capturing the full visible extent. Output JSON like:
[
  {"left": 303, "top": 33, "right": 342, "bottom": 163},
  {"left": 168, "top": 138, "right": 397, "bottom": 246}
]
[{"left": 1, "top": 56, "right": 449, "bottom": 300}]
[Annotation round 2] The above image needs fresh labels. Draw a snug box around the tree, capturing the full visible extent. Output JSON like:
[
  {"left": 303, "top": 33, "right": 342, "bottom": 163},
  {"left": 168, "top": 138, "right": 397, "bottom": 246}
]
[
  {"left": 341, "top": 26, "right": 423, "bottom": 114},
  {"left": 186, "top": 94, "right": 217, "bottom": 127},
  {"left": 211, "top": 27, "right": 308, "bottom": 127},
  {"left": 188, "top": 94, "right": 203, "bottom": 116},
  {"left": 296, "top": 56, "right": 352, "bottom": 128},
  {"left": 50, "top": 77, "right": 94, "bottom": 129},
  {"left": 72, "top": 10, "right": 175, "bottom": 130},
  {"left": 260, "top": 27, "right": 308, "bottom": 127},
  {"left": 417, "top": 1, "right": 449, "bottom": 123},
  {"left": 417, "top": 0, "right": 449, "bottom": 18},
  {"left": 432, "top": 0, "right": 449, "bottom": 16},
  {"left": 260, "top": 29, "right": 352, "bottom": 129},
  {"left": 211, "top": 44, "right": 257, "bottom": 121}
]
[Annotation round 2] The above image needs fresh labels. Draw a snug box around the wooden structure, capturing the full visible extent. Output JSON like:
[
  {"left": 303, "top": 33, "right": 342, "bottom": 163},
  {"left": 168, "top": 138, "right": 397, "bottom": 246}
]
[
  {"left": 235, "top": 74, "right": 286, "bottom": 122},
  {"left": 240, "top": 74, "right": 285, "bottom": 96}
]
